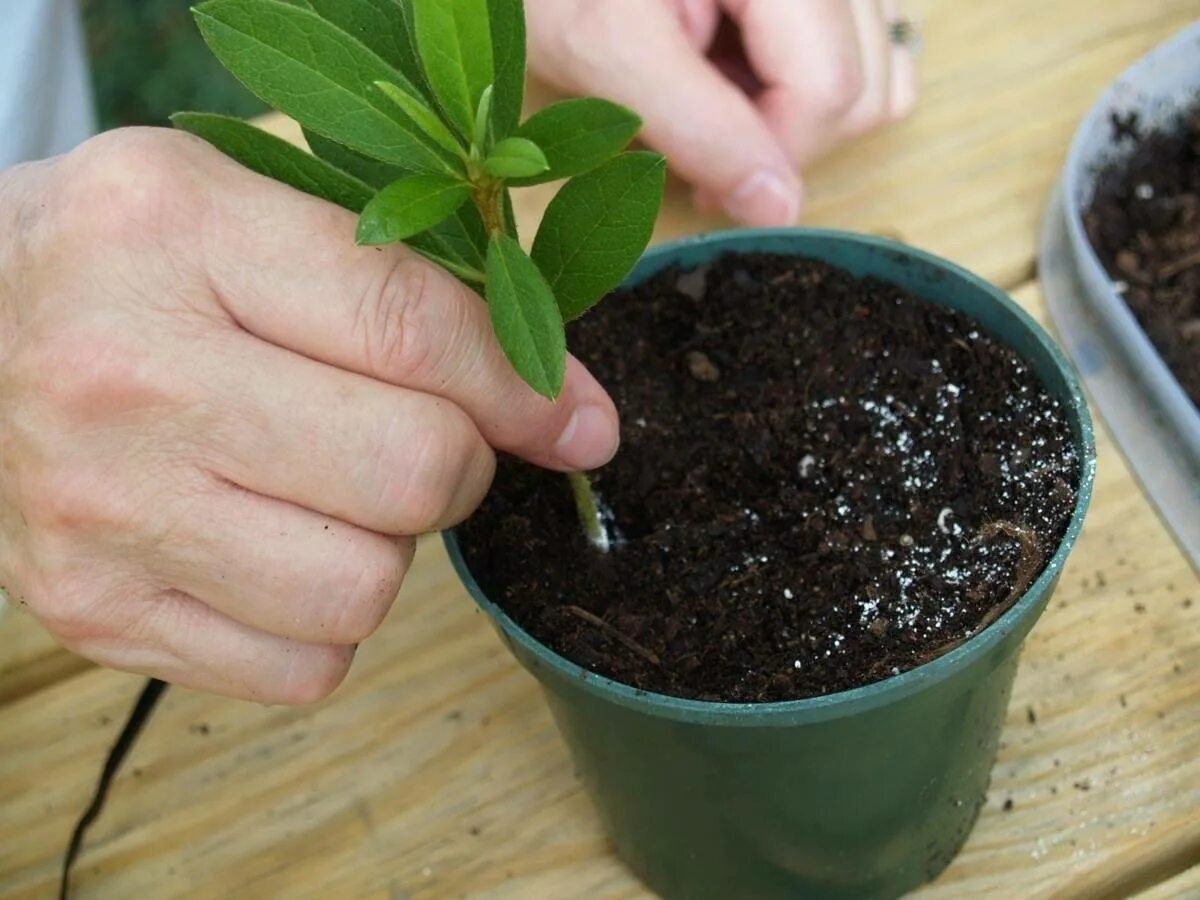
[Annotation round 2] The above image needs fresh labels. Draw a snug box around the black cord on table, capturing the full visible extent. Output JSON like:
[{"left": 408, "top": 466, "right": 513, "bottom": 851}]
[{"left": 59, "top": 677, "right": 168, "bottom": 900}]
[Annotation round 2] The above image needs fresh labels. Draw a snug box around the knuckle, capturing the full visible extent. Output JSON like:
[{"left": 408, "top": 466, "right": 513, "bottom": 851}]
[
  {"left": 560, "top": 5, "right": 627, "bottom": 73},
  {"left": 389, "top": 403, "right": 476, "bottom": 534},
  {"left": 22, "top": 326, "right": 169, "bottom": 429},
  {"left": 28, "top": 466, "right": 136, "bottom": 537},
  {"left": 805, "top": 58, "right": 865, "bottom": 119},
  {"left": 443, "top": 443, "right": 496, "bottom": 529},
  {"left": 58, "top": 128, "right": 201, "bottom": 242},
  {"left": 325, "top": 540, "right": 410, "bottom": 644},
  {"left": 277, "top": 645, "right": 354, "bottom": 705},
  {"left": 355, "top": 255, "right": 442, "bottom": 382},
  {"left": 32, "top": 572, "right": 107, "bottom": 647}
]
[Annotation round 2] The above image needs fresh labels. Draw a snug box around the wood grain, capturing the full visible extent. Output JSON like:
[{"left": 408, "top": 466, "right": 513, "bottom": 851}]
[
  {"left": 1131, "top": 864, "right": 1200, "bottom": 900},
  {"left": 0, "top": 611, "right": 90, "bottom": 707},
  {"left": 2, "top": 0, "right": 1198, "bottom": 896}
]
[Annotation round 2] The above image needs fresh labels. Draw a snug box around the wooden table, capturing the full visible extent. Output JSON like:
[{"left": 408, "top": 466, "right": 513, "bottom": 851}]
[{"left": 3, "top": 1, "right": 1198, "bottom": 897}]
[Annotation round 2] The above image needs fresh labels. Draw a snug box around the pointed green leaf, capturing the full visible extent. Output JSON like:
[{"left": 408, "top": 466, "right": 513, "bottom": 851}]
[
  {"left": 511, "top": 99, "right": 641, "bottom": 186},
  {"left": 472, "top": 85, "right": 494, "bottom": 153},
  {"left": 405, "top": 244, "right": 485, "bottom": 285},
  {"left": 375, "top": 81, "right": 465, "bottom": 157},
  {"left": 173, "top": 113, "right": 373, "bottom": 212},
  {"left": 356, "top": 174, "right": 471, "bottom": 245},
  {"left": 304, "top": 132, "right": 484, "bottom": 285},
  {"left": 304, "top": 0, "right": 426, "bottom": 91},
  {"left": 487, "top": 0, "right": 525, "bottom": 138},
  {"left": 193, "top": 0, "right": 454, "bottom": 173},
  {"left": 406, "top": 201, "right": 488, "bottom": 284},
  {"left": 486, "top": 233, "right": 565, "bottom": 399},
  {"left": 502, "top": 190, "right": 520, "bottom": 241},
  {"left": 304, "top": 128, "right": 407, "bottom": 189},
  {"left": 531, "top": 152, "right": 666, "bottom": 321},
  {"left": 411, "top": 0, "right": 493, "bottom": 137},
  {"left": 483, "top": 137, "right": 548, "bottom": 179}
]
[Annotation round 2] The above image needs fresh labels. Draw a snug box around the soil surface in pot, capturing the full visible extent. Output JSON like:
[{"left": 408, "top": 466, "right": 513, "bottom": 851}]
[
  {"left": 458, "top": 253, "right": 1081, "bottom": 702},
  {"left": 1084, "top": 108, "right": 1200, "bottom": 407}
]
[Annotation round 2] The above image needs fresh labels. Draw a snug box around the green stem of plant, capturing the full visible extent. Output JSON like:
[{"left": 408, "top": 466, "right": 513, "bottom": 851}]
[
  {"left": 472, "top": 182, "right": 610, "bottom": 551},
  {"left": 568, "top": 470, "right": 609, "bottom": 550}
]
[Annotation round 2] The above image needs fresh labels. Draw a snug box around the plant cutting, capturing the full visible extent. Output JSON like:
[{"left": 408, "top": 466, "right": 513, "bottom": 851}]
[
  {"left": 182, "top": 2, "right": 1096, "bottom": 898},
  {"left": 175, "top": 0, "right": 664, "bottom": 547}
]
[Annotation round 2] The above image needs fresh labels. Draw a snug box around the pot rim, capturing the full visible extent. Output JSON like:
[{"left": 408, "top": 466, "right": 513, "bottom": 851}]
[{"left": 444, "top": 227, "right": 1096, "bottom": 727}]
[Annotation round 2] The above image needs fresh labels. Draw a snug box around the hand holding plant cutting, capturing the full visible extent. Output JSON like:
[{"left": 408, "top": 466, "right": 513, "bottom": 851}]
[
  {"left": 178, "top": 0, "right": 666, "bottom": 398},
  {"left": 0, "top": 0, "right": 659, "bottom": 702},
  {"left": 176, "top": 0, "right": 667, "bottom": 544}
]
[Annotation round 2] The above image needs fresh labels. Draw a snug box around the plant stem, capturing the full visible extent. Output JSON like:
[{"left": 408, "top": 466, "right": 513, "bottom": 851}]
[
  {"left": 470, "top": 182, "right": 612, "bottom": 551},
  {"left": 473, "top": 180, "right": 506, "bottom": 236},
  {"left": 568, "top": 470, "right": 609, "bottom": 551}
]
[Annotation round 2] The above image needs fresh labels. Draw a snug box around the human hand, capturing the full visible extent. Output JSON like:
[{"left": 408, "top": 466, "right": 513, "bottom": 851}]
[
  {"left": 527, "top": 0, "right": 918, "bottom": 226},
  {"left": 0, "top": 128, "right": 619, "bottom": 703}
]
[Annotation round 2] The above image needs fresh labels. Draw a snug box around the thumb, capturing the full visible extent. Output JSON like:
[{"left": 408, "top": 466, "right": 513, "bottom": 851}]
[{"left": 531, "top": 0, "right": 802, "bottom": 227}]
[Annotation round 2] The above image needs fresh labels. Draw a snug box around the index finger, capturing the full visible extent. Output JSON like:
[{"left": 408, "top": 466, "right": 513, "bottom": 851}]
[{"left": 193, "top": 141, "right": 620, "bottom": 473}]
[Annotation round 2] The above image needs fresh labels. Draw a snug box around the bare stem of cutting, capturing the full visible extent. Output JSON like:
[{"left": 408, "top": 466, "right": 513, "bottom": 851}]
[{"left": 475, "top": 187, "right": 610, "bottom": 552}]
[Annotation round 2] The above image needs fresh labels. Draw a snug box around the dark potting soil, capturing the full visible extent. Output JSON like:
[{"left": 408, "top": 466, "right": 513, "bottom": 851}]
[
  {"left": 458, "top": 253, "right": 1081, "bottom": 702},
  {"left": 1084, "top": 107, "right": 1200, "bottom": 407}
]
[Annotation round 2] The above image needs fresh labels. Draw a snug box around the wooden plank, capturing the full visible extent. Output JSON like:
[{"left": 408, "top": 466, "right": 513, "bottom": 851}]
[
  {"left": 0, "top": 610, "right": 90, "bottom": 707},
  {"left": 1131, "top": 865, "right": 1200, "bottom": 900},
  {"left": 1, "top": 283, "right": 1196, "bottom": 899}
]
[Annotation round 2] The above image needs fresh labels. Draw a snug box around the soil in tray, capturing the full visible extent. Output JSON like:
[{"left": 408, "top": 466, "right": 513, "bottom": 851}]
[
  {"left": 1085, "top": 108, "right": 1200, "bottom": 407},
  {"left": 458, "top": 253, "right": 1081, "bottom": 702}
]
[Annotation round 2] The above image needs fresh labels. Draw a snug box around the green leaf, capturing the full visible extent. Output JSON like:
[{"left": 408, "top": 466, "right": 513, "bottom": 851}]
[
  {"left": 173, "top": 112, "right": 373, "bottom": 212},
  {"left": 486, "top": 233, "right": 566, "bottom": 399},
  {"left": 411, "top": 0, "right": 493, "bottom": 137},
  {"left": 374, "top": 81, "right": 465, "bottom": 157},
  {"left": 406, "top": 202, "right": 488, "bottom": 284},
  {"left": 304, "top": 128, "right": 406, "bottom": 189},
  {"left": 531, "top": 152, "right": 666, "bottom": 321},
  {"left": 483, "top": 137, "right": 548, "bottom": 179},
  {"left": 304, "top": 0, "right": 424, "bottom": 90},
  {"left": 487, "top": 0, "right": 525, "bottom": 138},
  {"left": 503, "top": 191, "right": 519, "bottom": 239},
  {"left": 356, "top": 174, "right": 471, "bottom": 245},
  {"left": 193, "top": 0, "right": 455, "bottom": 173},
  {"left": 472, "top": 85, "right": 494, "bottom": 153},
  {"left": 511, "top": 99, "right": 641, "bottom": 186}
]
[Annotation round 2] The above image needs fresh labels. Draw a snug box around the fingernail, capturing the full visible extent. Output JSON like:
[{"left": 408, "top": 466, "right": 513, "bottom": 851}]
[
  {"left": 554, "top": 404, "right": 620, "bottom": 471},
  {"left": 723, "top": 170, "right": 803, "bottom": 227}
]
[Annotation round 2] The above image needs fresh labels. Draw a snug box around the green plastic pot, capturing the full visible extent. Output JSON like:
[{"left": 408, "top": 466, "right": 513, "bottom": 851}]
[{"left": 444, "top": 229, "right": 1096, "bottom": 899}]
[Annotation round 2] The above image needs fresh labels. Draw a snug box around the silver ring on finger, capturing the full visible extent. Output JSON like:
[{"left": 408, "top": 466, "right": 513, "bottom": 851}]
[{"left": 888, "top": 18, "right": 923, "bottom": 55}]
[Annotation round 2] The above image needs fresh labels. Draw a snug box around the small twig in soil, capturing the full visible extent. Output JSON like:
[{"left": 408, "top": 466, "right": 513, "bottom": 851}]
[
  {"left": 916, "top": 521, "right": 1044, "bottom": 664},
  {"left": 976, "top": 520, "right": 1045, "bottom": 607},
  {"left": 1160, "top": 246, "right": 1200, "bottom": 279},
  {"left": 564, "top": 605, "right": 660, "bottom": 666}
]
